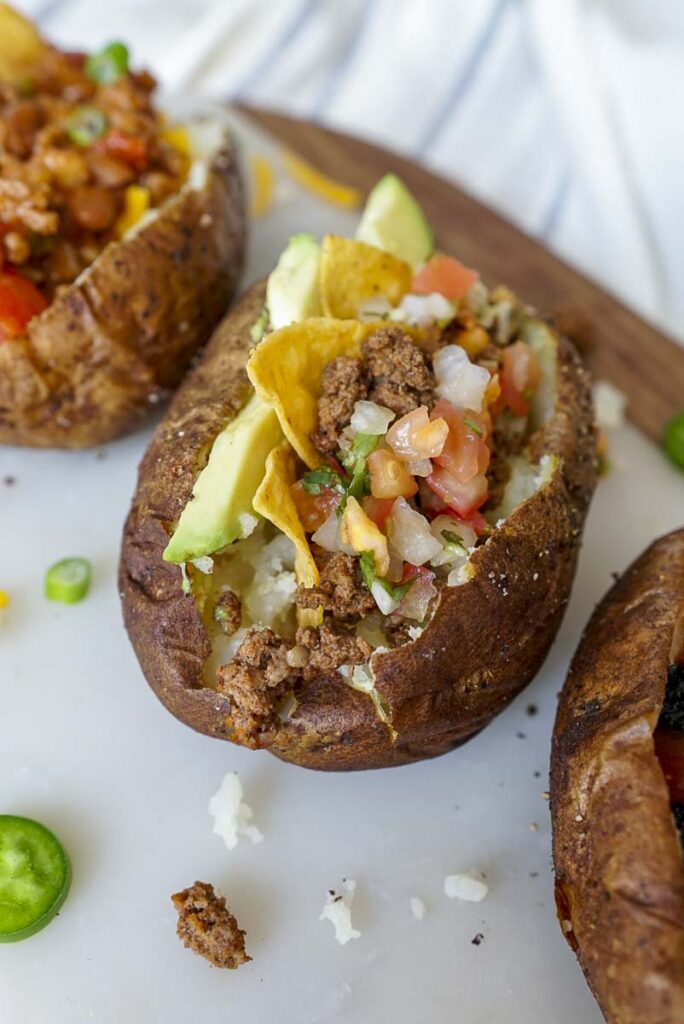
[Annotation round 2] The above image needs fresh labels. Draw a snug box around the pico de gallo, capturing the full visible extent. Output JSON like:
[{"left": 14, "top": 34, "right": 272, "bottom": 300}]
[
  {"left": 0, "top": 33, "right": 189, "bottom": 339},
  {"left": 289, "top": 254, "right": 542, "bottom": 634}
]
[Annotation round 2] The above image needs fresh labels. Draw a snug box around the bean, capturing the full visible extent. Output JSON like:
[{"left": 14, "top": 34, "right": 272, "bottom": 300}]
[{"left": 67, "top": 185, "right": 118, "bottom": 232}]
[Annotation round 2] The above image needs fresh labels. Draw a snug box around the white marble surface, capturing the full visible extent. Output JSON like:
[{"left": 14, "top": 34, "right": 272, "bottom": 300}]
[{"left": 2, "top": 111, "right": 683, "bottom": 1024}]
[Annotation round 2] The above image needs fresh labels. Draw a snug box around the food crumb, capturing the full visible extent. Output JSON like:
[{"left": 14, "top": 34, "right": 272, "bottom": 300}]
[
  {"left": 526, "top": 703, "right": 538, "bottom": 716},
  {"left": 208, "top": 772, "right": 263, "bottom": 850},
  {"left": 529, "top": 822, "right": 539, "bottom": 831},
  {"left": 410, "top": 897, "right": 426, "bottom": 920},
  {"left": 3, "top": 475, "right": 16, "bottom": 486},
  {"left": 171, "top": 880, "right": 250, "bottom": 969},
  {"left": 542, "top": 791, "right": 550, "bottom": 801},
  {"left": 471, "top": 932, "right": 485, "bottom": 946},
  {"left": 320, "top": 879, "right": 360, "bottom": 945},
  {"left": 533, "top": 771, "right": 541, "bottom": 778},
  {"left": 516, "top": 731, "right": 527, "bottom": 739},
  {"left": 444, "top": 872, "right": 489, "bottom": 902}
]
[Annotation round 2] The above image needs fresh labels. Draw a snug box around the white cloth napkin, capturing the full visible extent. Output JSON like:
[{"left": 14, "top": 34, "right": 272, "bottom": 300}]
[{"left": 18, "top": 0, "right": 684, "bottom": 340}]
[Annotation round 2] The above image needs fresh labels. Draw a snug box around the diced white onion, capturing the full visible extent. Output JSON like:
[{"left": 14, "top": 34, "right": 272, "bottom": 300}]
[
  {"left": 399, "top": 292, "right": 456, "bottom": 327},
  {"left": 464, "top": 279, "right": 489, "bottom": 314},
  {"left": 433, "top": 345, "right": 490, "bottom": 412},
  {"left": 430, "top": 515, "right": 477, "bottom": 568},
  {"left": 312, "top": 511, "right": 353, "bottom": 554},
  {"left": 387, "top": 497, "right": 442, "bottom": 565},
  {"left": 371, "top": 580, "right": 399, "bottom": 615},
  {"left": 350, "top": 400, "right": 395, "bottom": 435},
  {"left": 397, "top": 576, "right": 437, "bottom": 621},
  {"left": 408, "top": 458, "right": 432, "bottom": 477}
]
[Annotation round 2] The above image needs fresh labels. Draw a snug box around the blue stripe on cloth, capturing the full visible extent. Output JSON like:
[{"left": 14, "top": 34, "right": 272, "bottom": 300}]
[
  {"left": 416, "top": 0, "right": 511, "bottom": 153},
  {"left": 233, "top": 0, "right": 321, "bottom": 99},
  {"left": 540, "top": 165, "right": 572, "bottom": 239},
  {"left": 311, "top": 0, "right": 378, "bottom": 118}
]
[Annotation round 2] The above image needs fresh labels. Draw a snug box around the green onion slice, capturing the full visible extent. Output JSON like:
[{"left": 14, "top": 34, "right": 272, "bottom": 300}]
[
  {"left": 45, "top": 557, "right": 91, "bottom": 604},
  {"left": 85, "top": 41, "right": 129, "bottom": 85},
  {"left": 65, "top": 105, "right": 108, "bottom": 147},
  {"left": 663, "top": 411, "right": 684, "bottom": 470}
]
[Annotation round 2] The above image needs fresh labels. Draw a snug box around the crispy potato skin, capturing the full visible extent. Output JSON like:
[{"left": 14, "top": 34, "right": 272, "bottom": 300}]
[
  {"left": 0, "top": 134, "right": 245, "bottom": 448},
  {"left": 551, "top": 530, "right": 684, "bottom": 1024},
  {"left": 120, "top": 283, "right": 597, "bottom": 770}
]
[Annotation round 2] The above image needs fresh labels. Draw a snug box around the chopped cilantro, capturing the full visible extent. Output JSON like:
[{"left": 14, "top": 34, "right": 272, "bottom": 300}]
[
  {"left": 442, "top": 529, "right": 467, "bottom": 553},
  {"left": 340, "top": 433, "right": 379, "bottom": 502},
  {"left": 463, "top": 417, "right": 483, "bottom": 437},
  {"left": 359, "top": 551, "right": 376, "bottom": 591},
  {"left": 301, "top": 465, "right": 345, "bottom": 495},
  {"left": 358, "top": 550, "right": 410, "bottom": 604}
]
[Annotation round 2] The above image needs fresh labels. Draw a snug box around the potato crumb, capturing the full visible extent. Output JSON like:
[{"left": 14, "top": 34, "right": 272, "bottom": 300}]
[
  {"left": 208, "top": 772, "right": 263, "bottom": 850},
  {"left": 444, "top": 872, "right": 489, "bottom": 902},
  {"left": 410, "top": 897, "right": 426, "bottom": 920},
  {"left": 320, "top": 879, "right": 361, "bottom": 945}
]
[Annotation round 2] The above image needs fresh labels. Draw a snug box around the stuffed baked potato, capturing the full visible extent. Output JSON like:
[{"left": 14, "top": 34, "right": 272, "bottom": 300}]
[
  {"left": 0, "top": 4, "right": 245, "bottom": 448},
  {"left": 551, "top": 528, "right": 684, "bottom": 1024},
  {"left": 120, "top": 176, "right": 597, "bottom": 771}
]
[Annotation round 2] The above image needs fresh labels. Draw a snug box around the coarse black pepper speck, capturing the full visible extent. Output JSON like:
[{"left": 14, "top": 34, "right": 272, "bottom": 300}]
[{"left": 471, "top": 933, "right": 484, "bottom": 946}]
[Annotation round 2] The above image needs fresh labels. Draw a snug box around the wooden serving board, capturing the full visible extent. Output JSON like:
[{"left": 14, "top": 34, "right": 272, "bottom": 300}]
[{"left": 243, "top": 106, "right": 684, "bottom": 444}]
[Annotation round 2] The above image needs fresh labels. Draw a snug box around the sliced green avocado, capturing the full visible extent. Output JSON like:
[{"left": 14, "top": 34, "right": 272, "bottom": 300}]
[
  {"left": 163, "top": 392, "right": 283, "bottom": 564},
  {"left": 356, "top": 174, "right": 433, "bottom": 269},
  {"left": 266, "top": 233, "right": 321, "bottom": 329}
]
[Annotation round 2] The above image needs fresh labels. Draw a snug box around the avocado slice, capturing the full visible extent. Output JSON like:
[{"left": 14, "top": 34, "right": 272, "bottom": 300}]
[
  {"left": 356, "top": 174, "right": 433, "bottom": 269},
  {"left": 266, "top": 233, "right": 321, "bottom": 329},
  {"left": 163, "top": 392, "right": 283, "bottom": 564}
]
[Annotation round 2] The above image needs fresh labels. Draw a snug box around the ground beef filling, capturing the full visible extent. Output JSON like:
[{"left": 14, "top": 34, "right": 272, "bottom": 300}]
[
  {"left": 363, "top": 326, "right": 435, "bottom": 416},
  {"left": 311, "top": 356, "right": 367, "bottom": 455},
  {"left": 171, "top": 881, "right": 250, "bottom": 970},
  {"left": 296, "top": 551, "right": 375, "bottom": 621},
  {"left": 214, "top": 588, "right": 242, "bottom": 635},
  {"left": 311, "top": 326, "right": 435, "bottom": 457},
  {"left": 217, "top": 621, "right": 371, "bottom": 744}
]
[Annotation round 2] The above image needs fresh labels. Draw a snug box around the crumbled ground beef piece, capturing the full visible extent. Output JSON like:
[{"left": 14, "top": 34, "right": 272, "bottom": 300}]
[
  {"left": 296, "top": 621, "right": 371, "bottom": 679},
  {"left": 214, "top": 588, "right": 241, "bottom": 635},
  {"left": 363, "top": 326, "right": 435, "bottom": 416},
  {"left": 311, "top": 356, "right": 367, "bottom": 455},
  {"left": 296, "top": 551, "right": 376, "bottom": 621},
  {"left": 171, "top": 881, "right": 250, "bottom": 970},
  {"left": 661, "top": 664, "right": 684, "bottom": 731},
  {"left": 216, "top": 628, "right": 297, "bottom": 744}
]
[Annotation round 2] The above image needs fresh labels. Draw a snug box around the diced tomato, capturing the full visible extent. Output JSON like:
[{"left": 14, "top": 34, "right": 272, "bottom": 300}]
[
  {"left": 95, "top": 129, "right": 149, "bottom": 171},
  {"left": 432, "top": 399, "right": 490, "bottom": 482},
  {"left": 497, "top": 341, "right": 541, "bottom": 418},
  {"left": 412, "top": 254, "right": 479, "bottom": 302},
  {"left": 654, "top": 727, "right": 684, "bottom": 804},
  {"left": 457, "top": 509, "right": 487, "bottom": 536},
  {"left": 290, "top": 481, "right": 340, "bottom": 532},
  {"left": 0, "top": 271, "right": 48, "bottom": 341},
  {"left": 400, "top": 562, "right": 435, "bottom": 585},
  {"left": 425, "top": 465, "right": 488, "bottom": 517},
  {"left": 362, "top": 495, "right": 395, "bottom": 530},
  {"left": 367, "top": 449, "right": 418, "bottom": 499}
]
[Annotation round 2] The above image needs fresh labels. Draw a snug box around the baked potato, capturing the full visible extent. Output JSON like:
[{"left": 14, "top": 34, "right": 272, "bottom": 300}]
[
  {"left": 120, "top": 176, "right": 597, "bottom": 771},
  {"left": 0, "top": 4, "right": 245, "bottom": 448},
  {"left": 551, "top": 529, "right": 684, "bottom": 1024}
]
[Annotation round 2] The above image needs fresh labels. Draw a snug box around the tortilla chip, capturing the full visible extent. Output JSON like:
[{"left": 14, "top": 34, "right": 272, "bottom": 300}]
[
  {"left": 247, "top": 317, "right": 377, "bottom": 468},
  {"left": 0, "top": 4, "right": 44, "bottom": 81},
  {"left": 252, "top": 441, "right": 322, "bottom": 626},
  {"left": 319, "top": 235, "right": 412, "bottom": 320}
]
